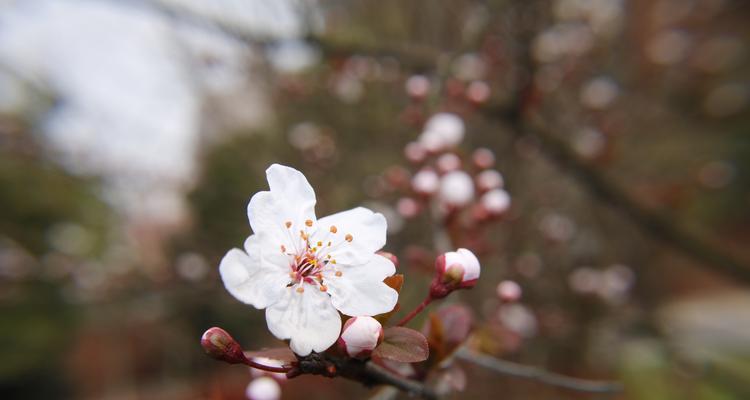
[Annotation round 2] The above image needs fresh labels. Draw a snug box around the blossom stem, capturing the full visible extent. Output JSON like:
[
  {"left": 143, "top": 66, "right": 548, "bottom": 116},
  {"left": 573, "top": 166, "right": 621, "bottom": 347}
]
[
  {"left": 395, "top": 296, "right": 433, "bottom": 327},
  {"left": 244, "top": 359, "right": 293, "bottom": 374}
]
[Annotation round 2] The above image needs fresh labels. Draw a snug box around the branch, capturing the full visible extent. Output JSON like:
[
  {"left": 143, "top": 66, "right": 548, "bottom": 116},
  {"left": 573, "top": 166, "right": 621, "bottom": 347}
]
[
  {"left": 455, "top": 348, "right": 623, "bottom": 394},
  {"left": 504, "top": 111, "right": 750, "bottom": 285},
  {"left": 292, "top": 352, "right": 439, "bottom": 400}
]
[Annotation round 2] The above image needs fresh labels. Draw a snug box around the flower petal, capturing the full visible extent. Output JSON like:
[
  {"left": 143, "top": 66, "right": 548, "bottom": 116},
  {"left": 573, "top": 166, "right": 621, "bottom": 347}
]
[
  {"left": 265, "top": 286, "right": 342, "bottom": 356},
  {"left": 323, "top": 254, "right": 398, "bottom": 316},
  {"left": 314, "top": 207, "right": 387, "bottom": 266},
  {"left": 247, "top": 164, "right": 317, "bottom": 250},
  {"left": 220, "top": 238, "right": 290, "bottom": 309}
]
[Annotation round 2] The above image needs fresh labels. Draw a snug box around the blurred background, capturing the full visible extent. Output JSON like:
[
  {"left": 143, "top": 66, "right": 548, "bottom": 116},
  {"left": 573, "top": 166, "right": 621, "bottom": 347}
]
[{"left": 1, "top": 0, "right": 749, "bottom": 399}]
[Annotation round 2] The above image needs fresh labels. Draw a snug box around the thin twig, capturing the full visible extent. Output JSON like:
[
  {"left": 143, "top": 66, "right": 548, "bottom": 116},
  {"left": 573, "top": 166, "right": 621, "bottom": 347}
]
[{"left": 455, "top": 348, "right": 623, "bottom": 394}]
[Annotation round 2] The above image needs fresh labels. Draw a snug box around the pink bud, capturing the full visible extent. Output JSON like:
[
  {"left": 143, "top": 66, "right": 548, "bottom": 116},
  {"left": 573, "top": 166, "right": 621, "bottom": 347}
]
[
  {"left": 475, "top": 169, "right": 504, "bottom": 191},
  {"left": 404, "top": 141, "right": 427, "bottom": 163},
  {"left": 396, "top": 197, "right": 421, "bottom": 218},
  {"left": 338, "top": 316, "right": 384, "bottom": 359},
  {"left": 480, "top": 189, "right": 511, "bottom": 215},
  {"left": 496, "top": 280, "right": 522, "bottom": 302},
  {"left": 472, "top": 148, "right": 496, "bottom": 169},
  {"left": 412, "top": 168, "right": 440, "bottom": 195},
  {"left": 466, "top": 80, "right": 491, "bottom": 103},
  {"left": 246, "top": 377, "right": 281, "bottom": 400},
  {"left": 405, "top": 74, "right": 431, "bottom": 99},
  {"left": 201, "top": 327, "right": 247, "bottom": 364},
  {"left": 430, "top": 248, "right": 481, "bottom": 298},
  {"left": 436, "top": 153, "right": 462, "bottom": 173}
]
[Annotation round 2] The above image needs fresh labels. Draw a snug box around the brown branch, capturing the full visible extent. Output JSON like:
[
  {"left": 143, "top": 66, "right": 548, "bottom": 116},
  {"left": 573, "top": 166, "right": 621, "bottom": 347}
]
[
  {"left": 455, "top": 348, "right": 623, "bottom": 394},
  {"left": 291, "top": 352, "right": 438, "bottom": 400},
  {"left": 503, "top": 110, "right": 750, "bottom": 285}
]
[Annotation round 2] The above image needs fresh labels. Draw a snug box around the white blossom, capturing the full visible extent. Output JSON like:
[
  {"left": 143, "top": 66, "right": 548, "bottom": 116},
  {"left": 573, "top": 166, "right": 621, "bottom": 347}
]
[{"left": 220, "top": 164, "right": 398, "bottom": 356}]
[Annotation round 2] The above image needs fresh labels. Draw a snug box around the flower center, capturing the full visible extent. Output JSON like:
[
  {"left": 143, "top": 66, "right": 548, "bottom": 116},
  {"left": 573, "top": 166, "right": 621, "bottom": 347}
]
[{"left": 282, "top": 219, "right": 352, "bottom": 293}]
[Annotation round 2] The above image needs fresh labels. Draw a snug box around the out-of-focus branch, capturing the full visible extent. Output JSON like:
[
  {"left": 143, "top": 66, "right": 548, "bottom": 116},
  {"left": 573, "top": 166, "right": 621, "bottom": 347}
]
[
  {"left": 455, "top": 348, "right": 623, "bottom": 394},
  {"left": 502, "top": 108, "right": 750, "bottom": 285}
]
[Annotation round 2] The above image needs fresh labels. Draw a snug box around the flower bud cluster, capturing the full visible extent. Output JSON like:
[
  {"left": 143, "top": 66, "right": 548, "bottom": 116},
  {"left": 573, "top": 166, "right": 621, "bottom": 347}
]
[{"left": 394, "top": 113, "right": 511, "bottom": 227}]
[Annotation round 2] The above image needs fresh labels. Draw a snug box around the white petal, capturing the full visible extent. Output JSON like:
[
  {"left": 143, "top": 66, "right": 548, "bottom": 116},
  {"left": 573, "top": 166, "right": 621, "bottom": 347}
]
[
  {"left": 314, "top": 207, "right": 387, "bottom": 266},
  {"left": 219, "top": 238, "right": 290, "bottom": 309},
  {"left": 457, "top": 248, "right": 480, "bottom": 281},
  {"left": 323, "top": 254, "right": 398, "bottom": 316},
  {"left": 265, "top": 286, "right": 342, "bottom": 356},
  {"left": 247, "top": 164, "right": 317, "bottom": 249}
]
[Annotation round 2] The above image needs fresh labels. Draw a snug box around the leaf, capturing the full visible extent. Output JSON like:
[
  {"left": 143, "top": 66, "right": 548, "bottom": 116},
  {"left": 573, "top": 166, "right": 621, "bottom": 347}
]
[
  {"left": 372, "top": 327, "right": 429, "bottom": 363},
  {"left": 383, "top": 274, "right": 404, "bottom": 293},
  {"left": 244, "top": 347, "right": 297, "bottom": 363},
  {"left": 374, "top": 274, "right": 404, "bottom": 325},
  {"left": 422, "top": 305, "right": 473, "bottom": 363}
]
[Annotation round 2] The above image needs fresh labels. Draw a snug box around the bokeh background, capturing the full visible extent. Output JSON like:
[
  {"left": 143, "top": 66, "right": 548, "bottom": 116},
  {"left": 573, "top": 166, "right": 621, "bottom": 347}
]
[{"left": 1, "top": 0, "right": 749, "bottom": 399}]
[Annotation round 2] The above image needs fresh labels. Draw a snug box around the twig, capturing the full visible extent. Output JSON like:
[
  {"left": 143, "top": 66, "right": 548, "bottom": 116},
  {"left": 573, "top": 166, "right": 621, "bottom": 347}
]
[
  {"left": 507, "top": 113, "right": 750, "bottom": 285},
  {"left": 455, "top": 348, "right": 623, "bottom": 394},
  {"left": 396, "top": 296, "right": 433, "bottom": 327}
]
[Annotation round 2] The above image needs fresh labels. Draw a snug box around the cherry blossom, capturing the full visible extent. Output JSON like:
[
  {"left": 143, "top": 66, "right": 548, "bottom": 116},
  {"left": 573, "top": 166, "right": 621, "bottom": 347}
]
[{"left": 220, "top": 164, "right": 398, "bottom": 356}]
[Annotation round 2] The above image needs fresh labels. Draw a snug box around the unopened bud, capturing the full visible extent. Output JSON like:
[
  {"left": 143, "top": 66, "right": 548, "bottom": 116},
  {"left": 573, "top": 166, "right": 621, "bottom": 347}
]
[
  {"left": 480, "top": 189, "right": 511, "bottom": 216},
  {"left": 436, "top": 153, "right": 462, "bottom": 173},
  {"left": 438, "top": 171, "right": 475, "bottom": 207},
  {"left": 405, "top": 74, "right": 431, "bottom": 99},
  {"left": 475, "top": 169, "right": 503, "bottom": 191},
  {"left": 246, "top": 377, "right": 281, "bottom": 400},
  {"left": 338, "top": 316, "right": 384, "bottom": 359},
  {"left": 201, "top": 327, "right": 247, "bottom": 364},
  {"left": 472, "top": 148, "right": 495, "bottom": 169},
  {"left": 496, "top": 280, "right": 522, "bottom": 302},
  {"left": 376, "top": 251, "right": 399, "bottom": 269},
  {"left": 430, "top": 248, "right": 481, "bottom": 298},
  {"left": 412, "top": 168, "right": 440, "bottom": 195}
]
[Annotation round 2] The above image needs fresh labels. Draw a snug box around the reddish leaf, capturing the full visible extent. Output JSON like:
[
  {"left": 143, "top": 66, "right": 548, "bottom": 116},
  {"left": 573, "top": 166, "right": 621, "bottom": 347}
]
[
  {"left": 372, "top": 327, "right": 429, "bottom": 363},
  {"left": 374, "top": 274, "right": 404, "bottom": 324},
  {"left": 383, "top": 274, "right": 404, "bottom": 293},
  {"left": 244, "top": 347, "right": 296, "bottom": 363},
  {"left": 422, "top": 305, "right": 473, "bottom": 363}
]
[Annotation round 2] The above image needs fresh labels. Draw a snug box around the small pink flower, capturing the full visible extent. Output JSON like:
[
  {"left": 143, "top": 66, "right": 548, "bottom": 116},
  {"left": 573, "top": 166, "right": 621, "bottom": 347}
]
[{"left": 338, "top": 316, "right": 384, "bottom": 358}]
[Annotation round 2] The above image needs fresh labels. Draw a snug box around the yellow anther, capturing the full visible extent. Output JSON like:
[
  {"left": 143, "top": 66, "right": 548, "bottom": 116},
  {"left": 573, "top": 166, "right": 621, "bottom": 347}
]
[
  {"left": 330, "top": 225, "right": 337, "bottom": 233},
  {"left": 319, "top": 285, "right": 328, "bottom": 292},
  {"left": 335, "top": 271, "right": 342, "bottom": 277},
  {"left": 285, "top": 221, "right": 292, "bottom": 229},
  {"left": 296, "top": 287, "right": 305, "bottom": 293},
  {"left": 305, "top": 219, "right": 313, "bottom": 227},
  {"left": 317, "top": 241, "right": 322, "bottom": 247},
  {"left": 326, "top": 254, "right": 331, "bottom": 259},
  {"left": 345, "top": 234, "right": 353, "bottom": 242},
  {"left": 327, "top": 241, "right": 332, "bottom": 247},
  {"left": 312, "top": 247, "right": 317, "bottom": 252},
  {"left": 332, "top": 259, "right": 337, "bottom": 264}
]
